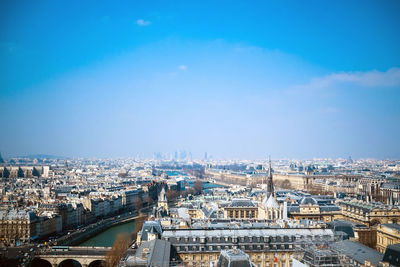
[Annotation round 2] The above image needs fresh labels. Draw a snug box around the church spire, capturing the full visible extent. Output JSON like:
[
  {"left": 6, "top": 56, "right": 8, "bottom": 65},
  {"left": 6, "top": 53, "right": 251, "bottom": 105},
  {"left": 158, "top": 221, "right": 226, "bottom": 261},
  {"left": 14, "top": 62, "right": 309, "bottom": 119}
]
[
  {"left": 267, "top": 156, "right": 274, "bottom": 197},
  {"left": 268, "top": 157, "right": 272, "bottom": 179}
]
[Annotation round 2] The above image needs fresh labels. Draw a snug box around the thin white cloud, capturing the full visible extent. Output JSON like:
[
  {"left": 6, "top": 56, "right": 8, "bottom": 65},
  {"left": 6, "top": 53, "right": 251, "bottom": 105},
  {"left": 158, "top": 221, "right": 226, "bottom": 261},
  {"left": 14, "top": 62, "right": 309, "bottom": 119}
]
[
  {"left": 306, "top": 67, "right": 400, "bottom": 89},
  {"left": 178, "top": 65, "right": 188, "bottom": 71},
  {"left": 136, "top": 19, "right": 151, "bottom": 26}
]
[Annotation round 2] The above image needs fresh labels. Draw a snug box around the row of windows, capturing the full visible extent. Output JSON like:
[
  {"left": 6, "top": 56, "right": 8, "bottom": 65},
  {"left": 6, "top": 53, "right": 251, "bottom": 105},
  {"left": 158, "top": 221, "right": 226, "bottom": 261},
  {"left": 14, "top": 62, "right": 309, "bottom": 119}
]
[
  {"left": 182, "top": 254, "right": 288, "bottom": 262},
  {"left": 176, "top": 244, "right": 293, "bottom": 252},
  {"left": 228, "top": 210, "right": 257, "bottom": 218},
  {"left": 184, "top": 255, "right": 215, "bottom": 261},
  {"left": 0, "top": 228, "right": 30, "bottom": 231},
  {"left": 0, "top": 221, "right": 31, "bottom": 224},
  {"left": 169, "top": 235, "right": 330, "bottom": 243},
  {"left": 378, "top": 235, "right": 398, "bottom": 246},
  {"left": 0, "top": 231, "right": 29, "bottom": 234}
]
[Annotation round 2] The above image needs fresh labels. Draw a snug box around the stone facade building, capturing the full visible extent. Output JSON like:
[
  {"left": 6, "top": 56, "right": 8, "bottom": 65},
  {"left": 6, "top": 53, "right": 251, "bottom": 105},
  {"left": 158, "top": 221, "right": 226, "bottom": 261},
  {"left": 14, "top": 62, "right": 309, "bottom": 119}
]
[
  {"left": 376, "top": 223, "right": 400, "bottom": 253},
  {"left": 0, "top": 210, "right": 37, "bottom": 245},
  {"left": 337, "top": 200, "right": 400, "bottom": 227},
  {"left": 162, "top": 228, "right": 336, "bottom": 267}
]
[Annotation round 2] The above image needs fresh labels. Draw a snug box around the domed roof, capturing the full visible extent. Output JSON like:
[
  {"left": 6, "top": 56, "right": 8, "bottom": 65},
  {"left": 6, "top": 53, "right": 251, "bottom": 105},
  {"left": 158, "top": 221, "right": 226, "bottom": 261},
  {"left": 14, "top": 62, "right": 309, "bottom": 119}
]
[
  {"left": 262, "top": 194, "right": 279, "bottom": 209},
  {"left": 300, "top": 197, "right": 318, "bottom": 205}
]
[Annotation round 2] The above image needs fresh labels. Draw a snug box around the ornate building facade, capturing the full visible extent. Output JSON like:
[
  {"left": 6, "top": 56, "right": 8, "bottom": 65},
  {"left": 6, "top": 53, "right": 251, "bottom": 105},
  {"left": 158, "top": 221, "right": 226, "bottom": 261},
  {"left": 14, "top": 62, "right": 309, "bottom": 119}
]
[
  {"left": 288, "top": 197, "right": 340, "bottom": 222},
  {"left": 376, "top": 223, "right": 400, "bottom": 253},
  {"left": 223, "top": 199, "right": 258, "bottom": 219},
  {"left": 337, "top": 200, "right": 400, "bottom": 227},
  {"left": 162, "top": 228, "right": 337, "bottom": 267}
]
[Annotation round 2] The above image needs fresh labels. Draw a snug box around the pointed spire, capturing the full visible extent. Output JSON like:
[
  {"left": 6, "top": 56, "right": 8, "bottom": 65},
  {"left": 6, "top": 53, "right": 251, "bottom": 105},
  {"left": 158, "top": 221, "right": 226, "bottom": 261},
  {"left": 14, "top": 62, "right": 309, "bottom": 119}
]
[
  {"left": 266, "top": 156, "right": 275, "bottom": 197},
  {"left": 268, "top": 156, "right": 272, "bottom": 179}
]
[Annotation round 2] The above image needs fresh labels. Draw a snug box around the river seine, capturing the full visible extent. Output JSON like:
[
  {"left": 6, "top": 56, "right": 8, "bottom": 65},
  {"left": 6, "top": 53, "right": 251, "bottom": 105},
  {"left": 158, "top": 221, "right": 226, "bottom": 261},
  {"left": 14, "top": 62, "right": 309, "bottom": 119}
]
[{"left": 79, "top": 220, "right": 135, "bottom": 247}]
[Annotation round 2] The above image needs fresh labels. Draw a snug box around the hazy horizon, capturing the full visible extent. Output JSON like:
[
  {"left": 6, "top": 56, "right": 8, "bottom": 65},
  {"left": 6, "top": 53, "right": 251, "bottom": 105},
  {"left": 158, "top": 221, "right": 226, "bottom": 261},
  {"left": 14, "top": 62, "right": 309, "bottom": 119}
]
[{"left": 1, "top": 1, "right": 400, "bottom": 159}]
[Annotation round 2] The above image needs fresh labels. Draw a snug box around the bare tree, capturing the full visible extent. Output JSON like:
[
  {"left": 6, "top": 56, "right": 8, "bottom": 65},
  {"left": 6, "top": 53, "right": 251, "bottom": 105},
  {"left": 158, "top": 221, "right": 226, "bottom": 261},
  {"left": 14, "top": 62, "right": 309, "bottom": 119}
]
[
  {"left": 145, "top": 196, "right": 154, "bottom": 206},
  {"left": 281, "top": 179, "right": 292, "bottom": 189},
  {"left": 105, "top": 234, "right": 129, "bottom": 267},
  {"left": 166, "top": 189, "right": 179, "bottom": 200},
  {"left": 130, "top": 214, "right": 148, "bottom": 243},
  {"left": 193, "top": 180, "right": 204, "bottom": 194},
  {"left": 133, "top": 198, "right": 143, "bottom": 213}
]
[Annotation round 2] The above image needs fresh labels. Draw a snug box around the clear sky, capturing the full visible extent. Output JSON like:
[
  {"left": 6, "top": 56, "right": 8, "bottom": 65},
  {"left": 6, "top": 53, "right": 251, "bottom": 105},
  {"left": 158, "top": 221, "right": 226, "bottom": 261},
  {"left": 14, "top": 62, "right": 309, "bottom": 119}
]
[{"left": 1, "top": 0, "right": 400, "bottom": 159}]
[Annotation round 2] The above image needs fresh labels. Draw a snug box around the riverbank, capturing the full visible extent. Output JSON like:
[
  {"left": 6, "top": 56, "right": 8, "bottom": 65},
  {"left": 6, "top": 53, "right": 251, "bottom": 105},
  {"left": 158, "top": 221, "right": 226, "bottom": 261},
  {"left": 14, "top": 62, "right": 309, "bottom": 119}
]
[
  {"left": 56, "top": 212, "right": 141, "bottom": 246},
  {"left": 79, "top": 219, "right": 136, "bottom": 247}
]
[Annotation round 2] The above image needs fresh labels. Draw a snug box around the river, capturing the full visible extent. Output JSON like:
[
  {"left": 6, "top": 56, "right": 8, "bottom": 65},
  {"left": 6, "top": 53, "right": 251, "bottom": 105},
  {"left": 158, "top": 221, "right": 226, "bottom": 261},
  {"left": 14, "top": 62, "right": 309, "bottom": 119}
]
[{"left": 79, "top": 220, "right": 135, "bottom": 247}]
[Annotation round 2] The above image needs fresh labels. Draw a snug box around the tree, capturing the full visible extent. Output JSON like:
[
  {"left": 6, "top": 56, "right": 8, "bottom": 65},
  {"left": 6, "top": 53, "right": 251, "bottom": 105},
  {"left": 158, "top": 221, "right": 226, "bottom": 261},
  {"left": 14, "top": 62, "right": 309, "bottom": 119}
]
[
  {"left": 130, "top": 214, "right": 148, "bottom": 243},
  {"left": 2, "top": 167, "right": 10, "bottom": 178},
  {"left": 145, "top": 196, "right": 154, "bottom": 206},
  {"left": 166, "top": 189, "right": 179, "bottom": 201},
  {"left": 17, "top": 167, "right": 25, "bottom": 178},
  {"left": 147, "top": 181, "right": 166, "bottom": 201},
  {"left": 133, "top": 198, "right": 143, "bottom": 213},
  {"left": 183, "top": 188, "right": 195, "bottom": 197},
  {"left": 32, "top": 167, "right": 41, "bottom": 178},
  {"left": 193, "top": 180, "right": 204, "bottom": 194},
  {"left": 281, "top": 179, "right": 292, "bottom": 189},
  {"left": 104, "top": 234, "right": 129, "bottom": 267}
]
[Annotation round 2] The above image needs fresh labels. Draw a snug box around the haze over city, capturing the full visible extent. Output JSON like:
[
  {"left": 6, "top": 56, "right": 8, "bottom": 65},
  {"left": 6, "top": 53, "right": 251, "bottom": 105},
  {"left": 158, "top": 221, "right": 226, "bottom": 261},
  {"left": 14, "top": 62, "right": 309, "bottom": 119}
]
[
  {"left": 3, "top": 2, "right": 400, "bottom": 267},
  {"left": 1, "top": 1, "right": 400, "bottom": 159}
]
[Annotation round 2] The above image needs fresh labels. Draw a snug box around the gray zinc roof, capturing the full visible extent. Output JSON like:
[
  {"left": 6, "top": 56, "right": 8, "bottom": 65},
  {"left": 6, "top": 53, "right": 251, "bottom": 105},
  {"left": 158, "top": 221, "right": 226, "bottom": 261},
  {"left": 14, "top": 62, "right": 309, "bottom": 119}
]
[
  {"left": 329, "top": 240, "right": 383, "bottom": 266},
  {"left": 162, "top": 228, "right": 335, "bottom": 239}
]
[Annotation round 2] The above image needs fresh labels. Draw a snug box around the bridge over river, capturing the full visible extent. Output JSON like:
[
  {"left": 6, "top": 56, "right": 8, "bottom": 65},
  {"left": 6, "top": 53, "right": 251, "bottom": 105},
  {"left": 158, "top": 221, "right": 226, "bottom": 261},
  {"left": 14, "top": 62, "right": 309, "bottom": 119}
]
[{"left": 31, "top": 246, "right": 111, "bottom": 267}]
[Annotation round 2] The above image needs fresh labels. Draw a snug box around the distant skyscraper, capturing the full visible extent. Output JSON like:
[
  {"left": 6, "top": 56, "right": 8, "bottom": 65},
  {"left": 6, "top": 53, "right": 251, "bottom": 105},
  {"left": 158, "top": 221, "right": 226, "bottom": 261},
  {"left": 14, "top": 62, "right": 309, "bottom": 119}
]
[
  {"left": 180, "top": 150, "right": 186, "bottom": 160},
  {"left": 204, "top": 152, "right": 208, "bottom": 160}
]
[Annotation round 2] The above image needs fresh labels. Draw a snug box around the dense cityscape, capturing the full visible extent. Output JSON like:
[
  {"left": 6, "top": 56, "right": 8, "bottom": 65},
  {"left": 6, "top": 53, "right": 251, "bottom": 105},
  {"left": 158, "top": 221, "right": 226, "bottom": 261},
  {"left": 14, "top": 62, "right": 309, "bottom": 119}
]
[
  {"left": 2, "top": 0, "right": 400, "bottom": 266},
  {"left": 0, "top": 153, "right": 400, "bottom": 266}
]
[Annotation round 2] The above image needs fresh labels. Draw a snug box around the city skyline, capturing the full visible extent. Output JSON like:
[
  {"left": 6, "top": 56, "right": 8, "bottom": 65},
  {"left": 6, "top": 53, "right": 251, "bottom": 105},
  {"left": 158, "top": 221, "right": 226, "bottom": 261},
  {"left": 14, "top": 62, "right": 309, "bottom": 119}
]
[{"left": 1, "top": 1, "right": 400, "bottom": 159}]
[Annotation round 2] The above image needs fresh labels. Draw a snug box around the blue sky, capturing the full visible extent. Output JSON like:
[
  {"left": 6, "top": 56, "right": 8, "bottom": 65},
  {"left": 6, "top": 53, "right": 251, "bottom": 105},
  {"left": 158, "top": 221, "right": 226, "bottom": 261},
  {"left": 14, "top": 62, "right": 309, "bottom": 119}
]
[{"left": 1, "top": 0, "right": 400, "bottom": 159}]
